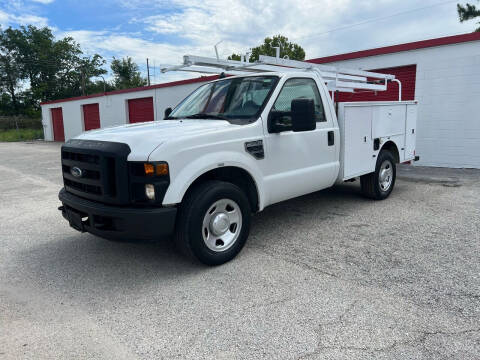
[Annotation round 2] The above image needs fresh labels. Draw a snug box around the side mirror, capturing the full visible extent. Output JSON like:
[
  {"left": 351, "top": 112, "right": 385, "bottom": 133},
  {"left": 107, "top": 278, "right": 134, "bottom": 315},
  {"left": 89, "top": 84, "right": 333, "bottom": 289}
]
[
  {"left": 291, "top": 98, "right": 316, "bottom": 132},
  {"left": 267, "top": 111, "right": 291, "bottom": 133},
  {"left": 164, "top": 107, "right": 172, "bottom": 119}
]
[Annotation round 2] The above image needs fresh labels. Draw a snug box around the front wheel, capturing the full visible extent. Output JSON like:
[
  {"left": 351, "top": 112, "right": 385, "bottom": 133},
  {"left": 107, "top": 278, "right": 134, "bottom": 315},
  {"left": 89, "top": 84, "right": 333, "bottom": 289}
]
[
  {"left": 175, "top": 181, "right": 251, "bottom": 266},
  {"left": 360, "top": 150, "right": 396, "bottom": 200}
]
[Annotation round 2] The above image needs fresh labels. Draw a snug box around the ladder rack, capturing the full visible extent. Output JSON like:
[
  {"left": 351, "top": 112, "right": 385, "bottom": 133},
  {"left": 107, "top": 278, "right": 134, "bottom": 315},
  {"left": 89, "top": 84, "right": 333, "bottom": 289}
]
[{"left": 161, "top": 54, "right": 399, "bottom": 95}]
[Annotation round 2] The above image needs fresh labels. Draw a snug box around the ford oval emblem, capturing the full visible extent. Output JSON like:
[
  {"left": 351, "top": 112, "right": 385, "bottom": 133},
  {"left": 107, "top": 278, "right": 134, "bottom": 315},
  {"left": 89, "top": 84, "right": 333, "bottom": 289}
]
[{"left": 70, "top": 166, "right": 83, "bottom": 178}]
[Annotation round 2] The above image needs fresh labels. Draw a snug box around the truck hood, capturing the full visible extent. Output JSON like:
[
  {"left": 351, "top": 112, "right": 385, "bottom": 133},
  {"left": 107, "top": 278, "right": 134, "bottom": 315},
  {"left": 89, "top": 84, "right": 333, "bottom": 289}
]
[{"left": 75, "top": 119, "right": 234, "bottom": 161}]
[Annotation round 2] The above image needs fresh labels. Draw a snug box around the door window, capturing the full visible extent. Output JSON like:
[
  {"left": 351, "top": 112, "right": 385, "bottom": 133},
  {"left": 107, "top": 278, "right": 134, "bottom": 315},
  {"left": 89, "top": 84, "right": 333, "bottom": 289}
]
[{"left": 271, "top": 78, "right": 326, "bottom": 126}]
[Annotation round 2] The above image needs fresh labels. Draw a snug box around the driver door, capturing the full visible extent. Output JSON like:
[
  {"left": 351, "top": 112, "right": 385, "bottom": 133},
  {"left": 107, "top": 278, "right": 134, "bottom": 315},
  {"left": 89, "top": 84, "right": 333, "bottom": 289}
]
[{"left": 262, "top": 77, "right": 338, "bottom": 205}]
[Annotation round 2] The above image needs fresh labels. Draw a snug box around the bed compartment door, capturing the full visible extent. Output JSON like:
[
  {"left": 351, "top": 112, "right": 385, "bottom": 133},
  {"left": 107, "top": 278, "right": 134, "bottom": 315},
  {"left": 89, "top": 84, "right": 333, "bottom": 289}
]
[
  {"left": 405, "top": 104, "right": 417, "bottom": 161},
  {"left": 343, "top": 106, "right": 374, "bottom": 178},
  {"left": 372, "top": 105, "right": 406, "bottom": 139}
]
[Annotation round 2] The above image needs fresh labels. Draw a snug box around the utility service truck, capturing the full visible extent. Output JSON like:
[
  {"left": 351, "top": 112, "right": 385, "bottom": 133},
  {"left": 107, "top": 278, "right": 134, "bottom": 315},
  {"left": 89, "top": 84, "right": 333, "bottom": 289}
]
[{"left": 58, "top": 54, "right": 419, "bottom": 265}]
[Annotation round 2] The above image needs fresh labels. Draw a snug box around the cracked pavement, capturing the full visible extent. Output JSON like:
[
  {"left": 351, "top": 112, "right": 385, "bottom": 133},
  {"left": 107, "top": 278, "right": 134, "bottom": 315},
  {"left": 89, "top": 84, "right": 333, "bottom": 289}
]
[{"left": 1, "top": 142, "right": 479, "bottom": 359}]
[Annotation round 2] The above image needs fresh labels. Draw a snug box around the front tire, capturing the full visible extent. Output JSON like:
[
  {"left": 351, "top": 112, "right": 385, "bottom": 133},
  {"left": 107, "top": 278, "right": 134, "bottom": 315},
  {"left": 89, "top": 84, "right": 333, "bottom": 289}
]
[
  {"left": 175, "top": 181, "right": 251, "bottom": 266},
  {"left": 360, "top": 150, "right": 396, "bottom": 200}
]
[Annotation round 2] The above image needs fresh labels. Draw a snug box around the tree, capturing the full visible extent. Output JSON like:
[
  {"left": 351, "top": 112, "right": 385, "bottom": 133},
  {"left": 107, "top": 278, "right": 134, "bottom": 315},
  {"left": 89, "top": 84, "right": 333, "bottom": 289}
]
[
  {"left": 229, "top": 35, "right": 305, "bottom": 63},
  {"left": 227, "top": 53, "right": 242, "bottom": 61},
  {"left": 85, "top": 79, "right": 115, "bottom": 95},
  {"left": 0, "top": 25, "right": 108, "bottom": 115},
  {"left": 0, "top": 50, "right": 22, "bottom": 113},
  {"left": 0, "top": 27, "right": 24, "bottom": 113},
  {"left": 458, "top": 2, "right": 480, "bottom": 31},
  {"left": 3, "top": 26, "right": 83, "bottom": 102},
  {"left": 110, "top": 57, "right": 147, "bottom": 89},
  {"left": 73, "top": 54, "right": 108, "bottom": 96}
]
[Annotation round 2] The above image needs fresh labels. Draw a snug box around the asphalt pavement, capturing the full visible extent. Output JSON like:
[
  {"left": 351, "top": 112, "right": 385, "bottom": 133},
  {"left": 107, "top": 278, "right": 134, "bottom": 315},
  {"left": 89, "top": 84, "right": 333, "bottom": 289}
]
[{"left": 1, "top": 141, "right": 479, "bottom": 359}]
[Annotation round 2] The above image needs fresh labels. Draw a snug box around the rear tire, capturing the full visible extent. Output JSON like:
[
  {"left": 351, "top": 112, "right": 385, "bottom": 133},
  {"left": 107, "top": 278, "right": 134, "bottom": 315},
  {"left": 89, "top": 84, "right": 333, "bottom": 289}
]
[
  {"left": 360, "top": 150, "right": 396, "bottom": 200},
  {"left": 175, "top": 180, "right": 251, "bottom": 266}
]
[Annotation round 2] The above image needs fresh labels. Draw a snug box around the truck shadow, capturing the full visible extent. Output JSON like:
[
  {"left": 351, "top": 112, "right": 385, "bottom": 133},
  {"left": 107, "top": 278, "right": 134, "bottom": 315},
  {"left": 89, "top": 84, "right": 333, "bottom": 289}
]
[{"left": 11, "top": 182, "right": 402, "bottom": 298}]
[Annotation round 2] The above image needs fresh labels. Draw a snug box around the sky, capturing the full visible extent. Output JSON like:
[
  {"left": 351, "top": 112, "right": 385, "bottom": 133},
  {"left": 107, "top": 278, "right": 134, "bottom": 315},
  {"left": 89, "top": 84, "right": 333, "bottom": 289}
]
[{"left": 0, "top": 0, "right": 476, "bottom": 83}]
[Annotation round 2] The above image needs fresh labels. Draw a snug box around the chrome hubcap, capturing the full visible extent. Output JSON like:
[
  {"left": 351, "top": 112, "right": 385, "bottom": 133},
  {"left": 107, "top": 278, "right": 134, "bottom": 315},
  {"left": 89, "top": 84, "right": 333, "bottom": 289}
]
[
  {"left": 379, "top": 160, "right": 393, "bottom": 192},
  {"left": 210, "top": 213, "right": 230, "bottom": 236},
  {"left": 202, "top": 199, "right": 242, "bottom": 252}
]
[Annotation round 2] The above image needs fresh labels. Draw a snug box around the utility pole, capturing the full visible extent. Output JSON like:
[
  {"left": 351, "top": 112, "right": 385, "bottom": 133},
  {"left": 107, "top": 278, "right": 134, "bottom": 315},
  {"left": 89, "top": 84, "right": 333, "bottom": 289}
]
[
  {"left": 81, "top": 67, "right": 86, "bottom": 96},
  {"left": 146, "top": 58, "right": 151, "bottom": 86},
  {"left": 98, "top": 75, "right": 106, "bottom": 93}
]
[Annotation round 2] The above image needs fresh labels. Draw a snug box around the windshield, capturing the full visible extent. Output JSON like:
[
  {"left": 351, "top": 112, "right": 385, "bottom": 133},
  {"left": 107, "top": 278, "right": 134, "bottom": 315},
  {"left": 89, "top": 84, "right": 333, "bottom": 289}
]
[{"left": 168, "top": 76, "right": 279, "bottom": 122}]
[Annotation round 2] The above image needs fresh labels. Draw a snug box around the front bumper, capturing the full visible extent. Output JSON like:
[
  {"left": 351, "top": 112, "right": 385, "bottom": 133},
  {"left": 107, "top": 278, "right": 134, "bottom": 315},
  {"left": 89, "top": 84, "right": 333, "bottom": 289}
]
[{"left": 58, "top": 188, "right": 177, "bottom": 241}]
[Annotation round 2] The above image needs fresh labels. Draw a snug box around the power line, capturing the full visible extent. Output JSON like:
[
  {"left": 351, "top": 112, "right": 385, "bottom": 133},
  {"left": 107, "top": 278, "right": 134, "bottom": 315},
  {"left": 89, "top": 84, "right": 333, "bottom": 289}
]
[{"left": 294, "top": 0, "right": 459, "bottom": 41}]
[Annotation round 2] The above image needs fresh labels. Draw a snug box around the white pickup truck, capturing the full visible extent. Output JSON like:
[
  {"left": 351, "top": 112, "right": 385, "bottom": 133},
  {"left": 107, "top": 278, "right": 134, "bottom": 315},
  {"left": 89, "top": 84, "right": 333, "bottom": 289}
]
[{"left": 59, "top": 55, "right": 418, "bottom": 265}]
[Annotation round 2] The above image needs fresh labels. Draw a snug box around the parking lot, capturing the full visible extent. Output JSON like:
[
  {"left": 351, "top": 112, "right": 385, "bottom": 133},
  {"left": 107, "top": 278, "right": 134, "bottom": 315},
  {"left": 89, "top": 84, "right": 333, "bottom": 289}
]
[{"left": 1, "top": 141, "right": 479, "bottom": 360}]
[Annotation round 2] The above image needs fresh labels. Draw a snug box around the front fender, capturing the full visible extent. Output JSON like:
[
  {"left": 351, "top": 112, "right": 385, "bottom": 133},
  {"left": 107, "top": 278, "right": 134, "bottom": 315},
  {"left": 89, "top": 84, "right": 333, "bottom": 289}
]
[{"left": 162, "top": 151, "right": 266, "bottom": 210}]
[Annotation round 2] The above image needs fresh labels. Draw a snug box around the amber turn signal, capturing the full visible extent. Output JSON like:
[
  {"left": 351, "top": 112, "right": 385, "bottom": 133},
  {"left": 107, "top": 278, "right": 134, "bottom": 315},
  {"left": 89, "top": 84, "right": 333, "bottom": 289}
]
[
  {"left": 144, "top": 162, "right": 169, "bottom": 176},
  {"left": 144, "top": 163, "right": 155, "bottom": 175},
  {"left": 155, "top": 163, "right": 169, "bottom": 176}
]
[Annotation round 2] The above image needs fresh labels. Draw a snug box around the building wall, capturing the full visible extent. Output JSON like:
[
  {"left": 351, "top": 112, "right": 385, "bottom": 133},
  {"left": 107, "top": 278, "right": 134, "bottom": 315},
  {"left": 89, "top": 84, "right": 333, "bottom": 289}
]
[
  {"left": 41, "top": 81, "right": 207, "bottom": 141},
  {"left": 318, "top": 41, "right": 480, "bottom": 168},
  {"left": 333, "top": 65, "right": 417, "bottom": 102}
]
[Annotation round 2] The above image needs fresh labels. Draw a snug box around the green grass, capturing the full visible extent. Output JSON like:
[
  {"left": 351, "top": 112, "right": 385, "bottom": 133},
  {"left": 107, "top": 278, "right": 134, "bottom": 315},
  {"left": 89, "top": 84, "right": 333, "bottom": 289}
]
[{"left": 0, "top": 128, "right": 44, "bottom": 142}]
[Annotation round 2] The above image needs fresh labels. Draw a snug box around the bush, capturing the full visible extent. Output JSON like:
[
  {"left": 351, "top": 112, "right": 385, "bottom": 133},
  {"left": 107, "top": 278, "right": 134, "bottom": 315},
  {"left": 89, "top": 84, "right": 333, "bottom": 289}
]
[{"left": 0, "top": 129, "right": 44, "bottom": 142}]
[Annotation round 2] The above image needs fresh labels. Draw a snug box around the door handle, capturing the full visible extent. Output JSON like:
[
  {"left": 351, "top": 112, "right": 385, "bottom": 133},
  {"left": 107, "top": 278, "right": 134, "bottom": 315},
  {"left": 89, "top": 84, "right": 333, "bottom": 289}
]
[{"left": 328, "top": 131, "right": 334, "bottom": 146}]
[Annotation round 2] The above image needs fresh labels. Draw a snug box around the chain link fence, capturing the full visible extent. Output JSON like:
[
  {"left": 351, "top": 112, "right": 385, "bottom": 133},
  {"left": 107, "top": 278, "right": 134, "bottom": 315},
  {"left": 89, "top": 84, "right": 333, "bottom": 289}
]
[
  {"left": 0, "top": 116, "right": 44, "bottom": 141},
  {"left": 0, "top": 116, "right": 43, "bottom": 131}
]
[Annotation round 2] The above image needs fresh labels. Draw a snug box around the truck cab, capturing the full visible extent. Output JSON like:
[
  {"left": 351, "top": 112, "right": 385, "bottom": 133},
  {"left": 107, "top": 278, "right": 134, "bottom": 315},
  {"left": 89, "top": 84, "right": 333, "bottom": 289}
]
[{"left": 59, "top": 57, "right": 417, "bottom": 265}]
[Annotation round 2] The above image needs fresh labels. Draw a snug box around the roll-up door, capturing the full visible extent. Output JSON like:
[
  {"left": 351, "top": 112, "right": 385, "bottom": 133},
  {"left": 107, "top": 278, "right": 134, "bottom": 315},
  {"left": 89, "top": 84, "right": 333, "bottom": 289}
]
[
  {"left": 83, "top": 103, "right": 101, "bottom": 131},
  {"left": 51, "top": 107, "right": 65, "bottom": 141},
  {"left": 128, "top": 97, "right": 154, "bottom": 123}
]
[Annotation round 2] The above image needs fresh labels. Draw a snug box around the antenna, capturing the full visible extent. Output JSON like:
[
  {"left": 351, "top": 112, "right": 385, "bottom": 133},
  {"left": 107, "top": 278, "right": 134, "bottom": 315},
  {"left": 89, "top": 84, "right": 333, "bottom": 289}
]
[{"left": 214, "top": 40, "right": 223, "bottom": 60}]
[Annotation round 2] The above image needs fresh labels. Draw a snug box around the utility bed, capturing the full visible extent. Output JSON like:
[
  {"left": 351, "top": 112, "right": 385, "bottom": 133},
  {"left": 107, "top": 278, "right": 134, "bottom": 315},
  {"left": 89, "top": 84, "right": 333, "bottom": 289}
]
[{"left": 337, "top": 101, "right": 417, "bottom": 181}]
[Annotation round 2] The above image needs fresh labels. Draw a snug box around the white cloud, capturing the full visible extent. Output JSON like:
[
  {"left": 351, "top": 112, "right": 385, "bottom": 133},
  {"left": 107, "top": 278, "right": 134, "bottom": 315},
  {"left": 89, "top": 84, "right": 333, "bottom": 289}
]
[
  {"left": 0, "top": 9, "right": 48, "bottom": 28},
  {"left": 30, "top": 0, "right": 55, "bottom": 4},
  {"left": 51, "top": 0, "right": 474, "bottom": 84},
  {"left": 59, "top": 30, "right": 214, "bottom": 83},
  {"left": 140, "top": 0, "right": 353, "bottom": 57},
  {"left": 12, "top": 13, "right": 49, "bottom": 27},
  {"left": 0, "top": 10, "right": 9, "bottom": 28},
  {"left": 135, "top": 0, "right": 471, "bottom": 59},
  {"left": 0, "top": 0, "right": 51, "bottom": 28}
]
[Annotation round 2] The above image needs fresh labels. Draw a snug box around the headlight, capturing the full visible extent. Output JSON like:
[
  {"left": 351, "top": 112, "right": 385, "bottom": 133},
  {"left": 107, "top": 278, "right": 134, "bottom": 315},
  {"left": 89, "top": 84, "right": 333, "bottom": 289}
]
[
  {"left": 145, "top": 184, "right": 155, "bottom": 200},
  {"left": 129, "top": 162, "right": 170, "bottom": 204}
]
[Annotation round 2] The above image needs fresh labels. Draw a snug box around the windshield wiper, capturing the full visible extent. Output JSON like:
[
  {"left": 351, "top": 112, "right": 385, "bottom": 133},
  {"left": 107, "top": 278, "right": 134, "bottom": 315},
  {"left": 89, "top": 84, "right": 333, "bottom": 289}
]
[{"left": 185, "top": 113, "right": 228, "bottom": 120}]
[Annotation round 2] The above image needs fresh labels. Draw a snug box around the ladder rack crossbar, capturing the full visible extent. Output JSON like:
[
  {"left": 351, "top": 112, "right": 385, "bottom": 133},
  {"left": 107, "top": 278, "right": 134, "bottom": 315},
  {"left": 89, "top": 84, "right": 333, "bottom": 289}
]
[
  {"left": 161, "top": 54, "right": 397, "bottom": 93},
  {"left": 258, "top": 55, "right": 395, "bottom": 80}
]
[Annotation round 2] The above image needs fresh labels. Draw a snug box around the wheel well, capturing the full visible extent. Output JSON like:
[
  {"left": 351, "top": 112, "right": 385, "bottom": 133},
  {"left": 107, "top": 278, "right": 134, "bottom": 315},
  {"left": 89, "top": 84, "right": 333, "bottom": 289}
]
[
  {"left": 185, "top": 167, "right": 260, "bottom": 212},
  {"left": 381, "top": 141, "right": 400, "bottom": 163}
]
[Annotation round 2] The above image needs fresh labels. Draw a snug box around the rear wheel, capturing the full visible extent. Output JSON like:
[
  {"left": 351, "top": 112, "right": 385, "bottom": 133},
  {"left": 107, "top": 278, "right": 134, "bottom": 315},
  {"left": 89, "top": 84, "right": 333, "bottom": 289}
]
[
  {"left": 175, "top": 181, "right": 251, "bottom": 265},
  {"left": 360, "top": 150, "right": 396, "bottom": 200}
]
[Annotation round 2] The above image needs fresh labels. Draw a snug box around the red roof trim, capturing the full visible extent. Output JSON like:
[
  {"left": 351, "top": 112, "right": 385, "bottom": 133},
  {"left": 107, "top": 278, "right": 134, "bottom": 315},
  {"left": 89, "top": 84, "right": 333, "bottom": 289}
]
[
  {"left": 40, "top": 75, "right": 219, "bottom": 105},
  {"left": 308, "top": 32, "right": 480, "bottom": 64}
]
